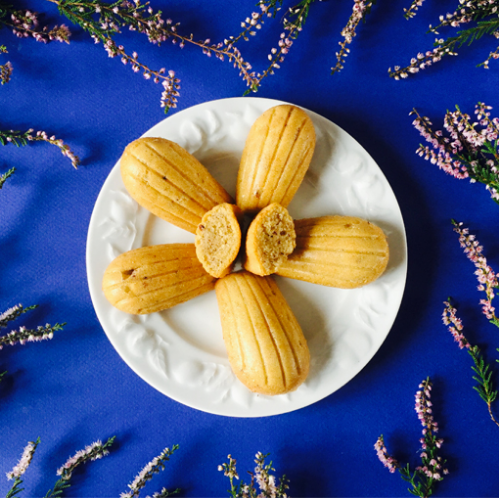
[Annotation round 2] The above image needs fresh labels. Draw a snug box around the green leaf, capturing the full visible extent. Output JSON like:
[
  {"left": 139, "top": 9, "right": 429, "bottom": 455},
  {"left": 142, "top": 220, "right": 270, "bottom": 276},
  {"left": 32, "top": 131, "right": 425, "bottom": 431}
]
[
  {"left": 0, "top": 166, "right": 15, "bottom": 189},
  {"left": 490, "top": 317, "right": 499, "bottom": 328}
]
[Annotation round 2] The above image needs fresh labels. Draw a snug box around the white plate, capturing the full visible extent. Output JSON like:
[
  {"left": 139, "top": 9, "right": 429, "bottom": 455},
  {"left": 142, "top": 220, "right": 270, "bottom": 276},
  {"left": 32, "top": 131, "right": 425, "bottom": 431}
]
[{"left": 86, "top": 97, "right": 407, "bottom": 417}]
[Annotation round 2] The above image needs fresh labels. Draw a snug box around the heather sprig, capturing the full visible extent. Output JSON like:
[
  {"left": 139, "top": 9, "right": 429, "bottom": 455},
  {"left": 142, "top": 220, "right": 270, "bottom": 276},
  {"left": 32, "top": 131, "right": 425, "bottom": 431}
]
[
  {"left": 5, "top": 437, "right": 41, "bottom": 498},
  {"left": 452, "top": 220, "right": 499, "bottom": 325},
  {"left": 374, "top": 435, "right": 399, "bottom": 474},
  {"left": 120, "top": 444, "right": 179, "bottom": 498},
  {"left": 150, "top": 487, "right": 177, "bottom": 498},
  {"left": 48, "top": 1, "right": 264, "bottom": 107},
  {"left": 331, "top": 0, "right": 375, "bottom": 75},
  {"left": 225, "top": 6, "right": 270, "bottom": 46},
  {"left": 0, "top": 167, "right": 15, "bottom": 189},
  {"left": 244, "top": 0, "right": 314, "bottom": 95},
  {"left": 0, "top": 303, "right": 65, "bottom": 351},
  {"left": 47, "top": 0, "right": 180, "bottom": 110},
  {"left": 46, "top": 436, "right": 116, "bottom": 498},
  {"left": 0, "top": 304, "right": 38, "bottom": 329},
  {"left": 0, "top": 323, "right": 66, "bottom": 350},
  {"left": 258, "top": 0, "right": 283, "bottom": 19},
  {"left": 442, "top": 299, "right": 499, "bottom": 428},
  {"left": 219, "top": 452, "right": 289, "bottom": 498},
  {"left": 0, "top": 4, "right": 71, "bottom": 43},
  {"left": 404, "top": 0, "right": 425, "bottom": 20},
  {"left": 0, "top": 128, "right": 80, "bottom": 169},
  {"left": 410, "top": 103, "right": 499, "bottom": 205},
  {"left": 375, "top": 378, "right": 448, "bottom": 498},
  {"left": 389, "top": 1, "right": 499, "bottom": 79},
  {"left": 1, "top": 60, "right": 12, "bottom": 84}
]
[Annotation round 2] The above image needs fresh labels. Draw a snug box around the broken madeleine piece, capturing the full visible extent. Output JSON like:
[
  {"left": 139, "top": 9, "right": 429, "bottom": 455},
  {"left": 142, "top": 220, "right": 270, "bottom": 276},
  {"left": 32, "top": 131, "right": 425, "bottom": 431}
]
[
  {"left": 236, "top": 104, "right": 316, "bottom": 214},
  {"left": 276, "top": 215, "right": 389, "bottom": 288},
  {"left": 195, "top": 203, "right": 242, "bottom": 278},
  {"left": 215, "top": 271, "right": 310, "bottom": 395},
  {"left": 244, "top": 203, "right": 296, "bottom": 276},
  {"left": 102, "top": 244, "right": 216, "bottom": 314},
  {"left": 120, "top": 137, "right": 232, "bottom": 234}
]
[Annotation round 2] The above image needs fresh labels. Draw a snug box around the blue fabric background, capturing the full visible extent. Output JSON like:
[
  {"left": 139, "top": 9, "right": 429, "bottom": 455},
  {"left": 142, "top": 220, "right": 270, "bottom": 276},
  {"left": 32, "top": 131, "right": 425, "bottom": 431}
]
[{"left": 1, "top": 1, "right": 499, "bottom": 497}]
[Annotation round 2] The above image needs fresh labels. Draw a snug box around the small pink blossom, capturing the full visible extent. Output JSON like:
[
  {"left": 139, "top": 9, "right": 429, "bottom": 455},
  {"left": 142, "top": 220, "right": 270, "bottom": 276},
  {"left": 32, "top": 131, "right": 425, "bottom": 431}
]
[
  {"left": 6, "top": 438, "right": 40, "bottom": 480},
  {"left": 374, "top": 436, "right": 399, "bottom": 473}
]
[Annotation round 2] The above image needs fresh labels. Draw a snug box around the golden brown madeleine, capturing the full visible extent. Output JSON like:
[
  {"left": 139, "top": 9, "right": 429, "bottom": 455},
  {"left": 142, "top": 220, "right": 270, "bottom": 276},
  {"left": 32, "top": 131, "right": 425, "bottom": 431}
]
[
  {"left": 195, "top": 203, "right": 242, "bottom": 278},
  {"left": 103, "top": 244, "right": 216, "bottom": 314},
  {"left": 215, "top": 272, "right": 310, "bottom": 395},
  {"left": 244, "top": 203, "right": 296, "bottom": 276},
  {"left": 236, "top": 105, "right": 316, "bottom": 214},
  {"left": 276, "top": 216, "right": 389, "bottom": 288},
  {"left": 121, "top": 137, "right": 232, "bottom": 234}
]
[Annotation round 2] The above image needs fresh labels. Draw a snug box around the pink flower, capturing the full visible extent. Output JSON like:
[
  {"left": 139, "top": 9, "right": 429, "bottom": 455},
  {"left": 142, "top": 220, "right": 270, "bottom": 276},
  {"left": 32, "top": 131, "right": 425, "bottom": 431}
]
[
  {"left": 453, "top": 222, "right": 498, "bottom": 321},
  {"left": 374, "top": 436, "right": 399, "bottom": 473},
  {"left": 6, "top": 438, "right": 40, "bottom": 480}
]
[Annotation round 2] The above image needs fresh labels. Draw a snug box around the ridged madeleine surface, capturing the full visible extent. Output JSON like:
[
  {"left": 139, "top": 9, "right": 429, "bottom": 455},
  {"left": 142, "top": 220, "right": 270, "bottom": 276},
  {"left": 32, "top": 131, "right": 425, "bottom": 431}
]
[
  {"left": 244, "top": 203, "right": 296, "bottom": 276},
  {"left": 195, "top": 203, "right": 242, "bottom": 278},
  {"left": 103, "top": 244, "right": 216, "bottom": 314},
  {"left": 236, "top": 105, "right": 316, "bottom": 213},
  {"left": 215, "top": 272, "right": 310, "bottom": 395},
  {"left": 121, "top": 137, "right": 232, "bottom": 234},
  {"left": 277, "top": 216, "right": 389, "bottom": 288}
]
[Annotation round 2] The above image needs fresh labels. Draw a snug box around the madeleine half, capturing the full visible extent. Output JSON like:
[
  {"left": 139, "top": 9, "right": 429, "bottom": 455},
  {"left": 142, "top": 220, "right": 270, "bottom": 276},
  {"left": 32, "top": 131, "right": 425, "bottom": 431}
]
[
  {"left": 236, "top": 105, "right": 316, "bottom": 214},
  {"left": 215, "top": 271, "right": 310, "bottom": 395},
  {"left": 276, "top": 216, "right": 389, "bottom": 288},
  {"left": 103, "top": 244, "right": 216, "bottom": 314},
  {"left": 244, "top": 203, "right": 296, "bottom": 276},
  {"left": 121, "top": 137, "right": 232, "bottom": 234},
  {"left": 195, "top": 203, "right": 242, "bottom": 278}
]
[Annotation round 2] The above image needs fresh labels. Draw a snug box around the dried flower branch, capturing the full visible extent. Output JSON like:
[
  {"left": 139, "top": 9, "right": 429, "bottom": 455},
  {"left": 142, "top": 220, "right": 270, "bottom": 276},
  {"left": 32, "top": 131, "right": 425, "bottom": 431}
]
[
  {"left": 389, "top": 1, "right": 499, "bottom": 79},
  {"left": 0, "top": 128, "right": 80, "bottom": 169},
  {"left": 120, "top": 444, "right": 179, "bottom": 498},
  {"left": 452, "top": 220, "right": 499, "bottom": 325},
  {"left": 0, "top": 4, "right": 71, "bottom": 43},
  {"left": 443, "top": 299, "right": 499, "bottom": 428},
  {"left": 332, "top": 0, "right": 375, "bottom": 74},
  {"left": 411, "top": 103, "right": 499, "bottom": 205},
  {"left": 244, "top": 0, "right": 314, "bottom": 94},
  {"left": 1, "top": 43, "right": 11, "bottom": 84},
  {"left": 0, "top": 167, "right": 15, "bottom": 189},
  {"left": 374, "top": 435, "right": 399, "bottom": 474},
  {"left": 46, "top": 436, "right": 116, "bottom": 498},
  {"left": 0, "top": 322, "right": 66, "bottom": 350},
  {"left": 375, "top": 378, "right": 448, "bottom": 498},
  {"left": 404, "top": 0, "right": 425, "bottom": 20},
  {"left": 5, "top": 437, "right": 41, "bottom": 498},
  {"left": 0, "top": 304, "right": 38, "bottom": 329},
  {"left": 0, "top": 0, "right": 379, "bottom": 103},
  {"left": 1, "top": 60, "right": 12, "bottom": 85},
  {"left": 0, "top": 303, "right": 64, "bottom": 350},
  {"left": 219, "top": 452, "right": 289, "bottom": 498},
  {"left": 226, "top": 7, "right": 269, "bottom": 46},
  {"left": 45, "top": 0, "right": 180, "bottom": 112}
]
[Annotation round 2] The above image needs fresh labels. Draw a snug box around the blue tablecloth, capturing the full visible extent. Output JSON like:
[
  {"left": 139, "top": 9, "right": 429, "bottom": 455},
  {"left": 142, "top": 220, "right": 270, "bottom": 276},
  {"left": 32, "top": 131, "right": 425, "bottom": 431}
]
[{"left": 2, "top": 1, "right": 499, "bottom": 497}]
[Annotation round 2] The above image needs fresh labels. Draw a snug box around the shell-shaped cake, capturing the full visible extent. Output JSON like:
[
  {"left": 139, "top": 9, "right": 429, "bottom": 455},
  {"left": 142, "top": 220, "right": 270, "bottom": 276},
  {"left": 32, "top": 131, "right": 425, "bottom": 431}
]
[
  {"left": 120, "top": 137, "right": 232, "bottom": 234},
  {"left": 276, "top": 216, "right": 389, "bottom": 288},
  {"left": 195, "top": 203, "right": 242, "bottom": 278},
  {"left": 215, "top": 271, "right": 310, "bottom": 395},
  {"left": 244, "top": 203, "right": 296, "bottom": 276},
  {"left": 102, "top": 244, "right": 216, "bottom": 314},
  {"left": 236, "top": 105, "right": 316, "bottom": 214}
]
